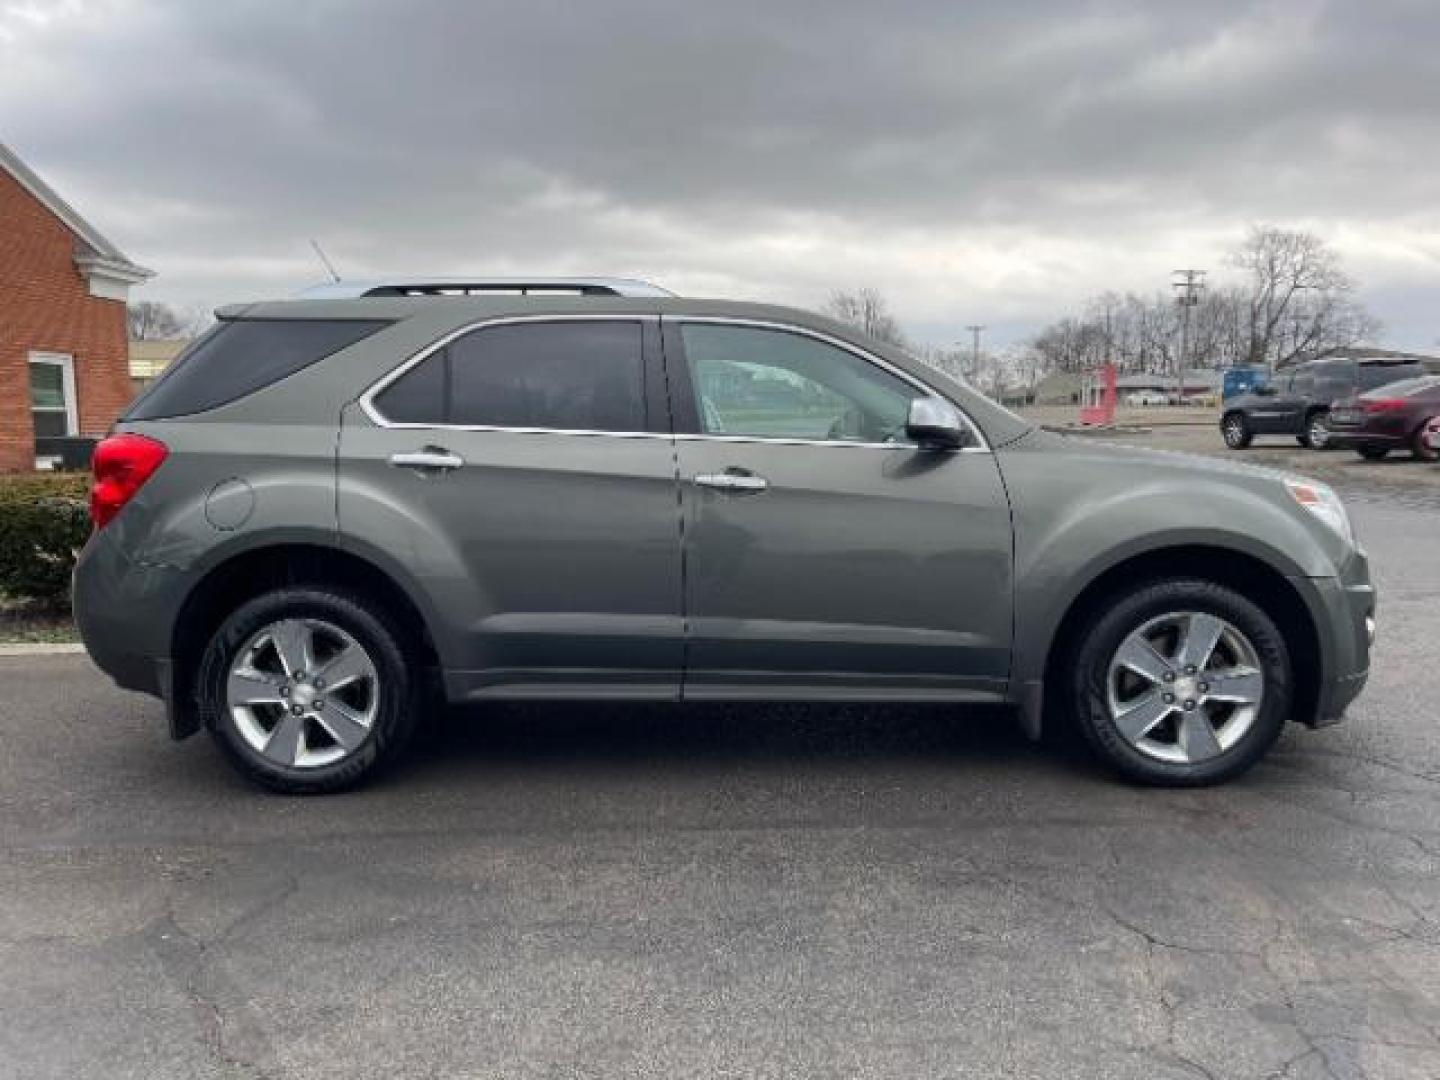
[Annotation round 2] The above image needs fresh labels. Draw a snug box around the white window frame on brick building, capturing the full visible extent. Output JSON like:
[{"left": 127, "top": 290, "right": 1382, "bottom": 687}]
[{"left": 29, "top": 352, "right": 79, "bottom": 467}]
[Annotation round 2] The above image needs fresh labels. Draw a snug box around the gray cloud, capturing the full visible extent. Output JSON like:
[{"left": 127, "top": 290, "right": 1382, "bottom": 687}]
[{"left": 3, "top": 0, "right": 1437, "bottom": 349}]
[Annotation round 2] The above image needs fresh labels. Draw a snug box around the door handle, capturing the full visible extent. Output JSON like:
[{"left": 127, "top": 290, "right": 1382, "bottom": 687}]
[
  {"left": 388, "top": 448, "right": 465, "bottom": 473},
  {"left": 694, "top": 471, "right": 768, "bottom": 493}
]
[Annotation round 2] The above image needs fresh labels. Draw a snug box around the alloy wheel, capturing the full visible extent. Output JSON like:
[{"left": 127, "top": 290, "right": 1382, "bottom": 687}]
[
  {"left": 1223, "top": 416, "right": 1247, "bottom": 448},
  {"left": 226, "top": 617, "right": 380, "bottom": 769},
  {"left": 1105, "top": 611, "right": 1264, "bottom": 765},
  {"left": 1308, "top": 414, "right": 1330, "bottom": 450}
]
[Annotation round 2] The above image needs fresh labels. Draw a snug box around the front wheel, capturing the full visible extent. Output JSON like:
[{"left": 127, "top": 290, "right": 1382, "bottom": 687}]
[
  {"left": 196, "top": 586, "right": 422, "bottom": 793},
  {"left": 1069, "top": 579, "right": 1291, "bottom": 786},
  {"left": 1221, "top": 413, "right": 1252, "bottom": 449},
  {"left": 1414, "top": 417, "right": 1440, "bottom": 462}
]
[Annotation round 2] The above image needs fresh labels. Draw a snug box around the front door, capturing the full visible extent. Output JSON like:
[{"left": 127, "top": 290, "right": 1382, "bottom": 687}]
[
  {"left": 1252, "top": 369, "right": 1308, "bottom": 433},
  {"left": 339, "top": 316, "right": 684, "bottom": 700},
  {"left": 663, "top": 319, "right": 1013, "bottom": 700}
]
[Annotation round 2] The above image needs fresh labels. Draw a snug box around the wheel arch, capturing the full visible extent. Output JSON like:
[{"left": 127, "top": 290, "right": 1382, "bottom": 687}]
[
  {"left": 1031, "top": 544, "right": 1321, "bottom": 740},
  {"left": 169, "top": 540, "right": 442, "bottom": 737}
]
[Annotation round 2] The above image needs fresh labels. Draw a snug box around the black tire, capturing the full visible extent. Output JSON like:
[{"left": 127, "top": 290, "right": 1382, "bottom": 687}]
[
  {"left": 1068, "top": 578, "right": 1291, "bottom": 787},
  {"left": 1220, "top": 413, "right": 1252, "bottom": 449},
  {"left": 196, "top": 586, "right": 422, "bottom": 794},
  {"left": 1413, "top": 417, "right": 1440, "bottom": 462},
  {"left": 1357, "top": 445, "right": 1390, "bottom": 461},
  {"left": 1300, "top": 410, "right": 1330, "bottom": 450}
]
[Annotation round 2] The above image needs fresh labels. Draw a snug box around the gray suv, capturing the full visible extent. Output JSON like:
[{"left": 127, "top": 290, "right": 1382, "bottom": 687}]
[{"left": 75, "top": 277, "right": 1374, "bottom": 793}]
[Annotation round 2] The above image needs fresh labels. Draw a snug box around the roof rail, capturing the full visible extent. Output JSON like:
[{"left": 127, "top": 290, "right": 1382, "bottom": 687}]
[{"left": 295, "top": 276, "right": 674, "bottom": 300}]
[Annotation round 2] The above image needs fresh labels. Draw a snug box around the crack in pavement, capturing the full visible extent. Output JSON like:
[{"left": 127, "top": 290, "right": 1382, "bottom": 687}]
[{"left": 143, "top": 874, "right": 299, "bottom": 1080}]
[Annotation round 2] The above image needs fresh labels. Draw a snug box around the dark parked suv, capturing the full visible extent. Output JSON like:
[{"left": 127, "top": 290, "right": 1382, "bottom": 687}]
[
  {"left": 75, "top": 278, "right": 1374, "bottom": 793},
  {"left": 1220, "top": 356, "right": 1425, "bottom": 450}
]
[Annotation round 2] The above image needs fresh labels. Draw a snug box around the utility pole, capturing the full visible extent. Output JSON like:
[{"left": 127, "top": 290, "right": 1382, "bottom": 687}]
[
  {"left": 1172, "top": 270, "right": 1205, "bottom": 404},
  {"left": 965, "top": 325, "right": 985, "bottom": 384}
]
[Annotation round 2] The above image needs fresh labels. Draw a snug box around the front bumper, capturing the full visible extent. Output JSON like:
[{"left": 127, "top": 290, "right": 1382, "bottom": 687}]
[{"left": 1292, "top": 547, "right": 1374, "bottom": 727}]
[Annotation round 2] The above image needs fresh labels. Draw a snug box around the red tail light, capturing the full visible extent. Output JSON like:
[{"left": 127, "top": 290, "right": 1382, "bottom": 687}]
[
  {"left": 90, "top": 433, "right": 168, "bottom": 529},
  {"left": 1363, "top": 399, "right": 1407, "bottom": 413}
]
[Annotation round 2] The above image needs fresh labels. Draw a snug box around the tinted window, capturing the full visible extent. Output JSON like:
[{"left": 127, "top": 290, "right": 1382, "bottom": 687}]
[
  {"left": 681, "top": 323, "right": 914, "bottom": 442},
  {"left": 1361, "top": 375, "right": 1440, "bottom": 399},
  {"left": 128, "top": 319, "right": 388, "bottom": 420},
  {"left": 373, "top": 320, "right": 644, "bottom": 432},
  {"left": 1359, "top": 363, "right": 1424, "bottom": 391},
  {"left": 1289, "top": 372, "right": 1315, "bottom": 396}
]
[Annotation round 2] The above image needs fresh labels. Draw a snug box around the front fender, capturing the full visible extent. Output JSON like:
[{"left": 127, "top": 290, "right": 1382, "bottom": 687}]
[{"left": 998, "top": 434, "right": 1343, "bottom": 694}]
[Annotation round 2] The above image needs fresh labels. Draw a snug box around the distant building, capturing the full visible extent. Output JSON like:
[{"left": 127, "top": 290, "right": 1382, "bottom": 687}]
[
  {"left": 1031, "top": 370, "right": 1085, "bottom": 406},
  {"left": 0, "top": 140, "right": 152, "bottom": 471},
  {"left": 129, "top": 338, "right": 190, "bottom": 392},
  {"left": 1115, "top": 370, "right": 1222, "bottom": 400}
]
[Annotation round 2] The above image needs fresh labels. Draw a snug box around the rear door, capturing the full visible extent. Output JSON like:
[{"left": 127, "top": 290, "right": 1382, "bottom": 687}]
[
  {"left": 338, "top": 315, "right": 684, "bottom": 701},
  {"left": 663, "top": 318, "right": 1013, "bottom": 700}
]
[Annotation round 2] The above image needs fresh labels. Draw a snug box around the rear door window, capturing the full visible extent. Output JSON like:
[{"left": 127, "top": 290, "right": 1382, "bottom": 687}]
[
  {"left": 371, "top": 320, "right": 646, "bottom": 432},
  {"left": 128, "top": 319, "right": 388, "bottom": 420}
]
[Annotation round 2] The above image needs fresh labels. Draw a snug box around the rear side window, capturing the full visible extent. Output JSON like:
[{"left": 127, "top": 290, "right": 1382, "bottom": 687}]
[
  {"left": 1359, "top": 363, "right": 1424, "bottom": 391},
  {"left": 372, "top": 320, "right": 645, "bottom": 432},
  {"left": 1361, "top": 375, "right": 1440, "bottom": 399},
  {"left": 127, "top": 319, "right": 388, "bottom": 420}
]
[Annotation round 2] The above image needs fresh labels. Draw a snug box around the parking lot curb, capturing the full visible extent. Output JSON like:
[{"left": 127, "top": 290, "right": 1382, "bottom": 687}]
[{"left": 0, "top": 643, "right": 86, "bottom": 657}]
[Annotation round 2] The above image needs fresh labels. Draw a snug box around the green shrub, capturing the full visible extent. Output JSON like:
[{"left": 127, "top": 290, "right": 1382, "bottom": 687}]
[{"left": 0, "top": 474, "right": 91, "bottom": 607}]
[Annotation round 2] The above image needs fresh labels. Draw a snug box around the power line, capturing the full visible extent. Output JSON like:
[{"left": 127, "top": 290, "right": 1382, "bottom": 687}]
[
  {"left": 965, "top": 324, "right": 985, "bottom": 379},
  {"left": 1171, "top": 270, "right": 1206, "bottom": 402}
]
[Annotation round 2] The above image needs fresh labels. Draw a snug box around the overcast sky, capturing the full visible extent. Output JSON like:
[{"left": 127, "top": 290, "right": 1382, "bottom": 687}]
[{"left": 3, "top": 0, "right": 1437, "bottom": 350}]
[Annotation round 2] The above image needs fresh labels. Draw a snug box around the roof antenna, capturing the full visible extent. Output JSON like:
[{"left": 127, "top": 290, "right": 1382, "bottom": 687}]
[{"left": 310, "top": 238, "right": 341, "bottom": 282}]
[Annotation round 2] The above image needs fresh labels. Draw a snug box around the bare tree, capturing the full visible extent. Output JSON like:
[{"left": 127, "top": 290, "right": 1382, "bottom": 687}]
[
  {"left": 127, "top": 301, "right": 206, "bottom": 340},
  {"left": 1024, "top": 227, "right": 1381, "bottom": 380},
  {"left": 1230, "top": 225, "right": 1380, "bottom": 370},
  {"left": 823, "top": 287, "right": 907, "bottom": 347}
]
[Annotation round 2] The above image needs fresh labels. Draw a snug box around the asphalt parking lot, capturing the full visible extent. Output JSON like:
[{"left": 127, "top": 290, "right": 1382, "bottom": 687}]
[{"left": 2, "top": 448, "right": 1437, "bottom": 1079}]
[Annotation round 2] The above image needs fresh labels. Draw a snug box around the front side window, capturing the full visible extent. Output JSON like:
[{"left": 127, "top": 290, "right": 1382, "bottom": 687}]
[
  {"left": 680, "top": 323, "right": 914, "bottom": 443},
  {"left": 373, "top": 320, "right": 645, "bottom": 432},
  {"left": 29, "top": 354, "right": 76, "bottom": 437}
]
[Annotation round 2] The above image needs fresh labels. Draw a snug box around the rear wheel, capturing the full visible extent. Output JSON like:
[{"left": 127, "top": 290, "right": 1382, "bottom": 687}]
[
  {"left": 1305, "top": 411, "right": 1331, "bottom": 450},
  {"left": 1357, "top": 445, "right": 1390, "bottom": 461},
  {"left": 1069, "top": 579, "right": 1291, "bottom": 786},
  {"left": 197, "top": 586, "right": 422, "bottom": 793},
  {"left": 1221, "top": 413, "right": 1252, "bottom": 449},
  {"left": 1414, "top": 417, "right": 1440, "bottom": 462}
]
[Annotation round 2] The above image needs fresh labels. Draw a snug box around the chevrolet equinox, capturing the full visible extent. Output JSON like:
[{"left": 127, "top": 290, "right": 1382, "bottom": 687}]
[{"left": 74, "top": 277, "right": 1374, "bottom": 793}]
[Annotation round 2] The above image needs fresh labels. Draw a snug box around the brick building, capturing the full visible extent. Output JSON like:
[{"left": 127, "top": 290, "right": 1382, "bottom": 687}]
[{"left": 1, "top": 141, "right": 151, "bottom": 471}]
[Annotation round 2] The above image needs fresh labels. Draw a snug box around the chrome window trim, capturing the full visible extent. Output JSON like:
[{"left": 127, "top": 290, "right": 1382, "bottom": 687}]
[
  {"left": 359, "top": 313, "right": 991, "bottom": 454},
  {"left": 358, "top": 314, "right": 659, "bottom": 434},
  {"left": 674, "top": 316, "right": 991, "bottom": 454}
]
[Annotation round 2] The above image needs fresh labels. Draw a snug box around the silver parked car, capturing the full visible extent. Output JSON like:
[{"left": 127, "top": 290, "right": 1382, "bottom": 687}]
[{"left": 75, "top": 277, "right": 1374, "bottom": 793}]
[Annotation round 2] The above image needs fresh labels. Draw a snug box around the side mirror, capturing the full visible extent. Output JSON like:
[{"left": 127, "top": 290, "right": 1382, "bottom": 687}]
[{"left": 905, "top": 397, "right": 969, "bottom": 451}]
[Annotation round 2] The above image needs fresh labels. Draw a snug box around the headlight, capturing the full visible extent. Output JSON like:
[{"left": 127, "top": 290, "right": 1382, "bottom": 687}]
[{"left": 1284, "top": 477, "right": 1353, "bottom": 545}]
